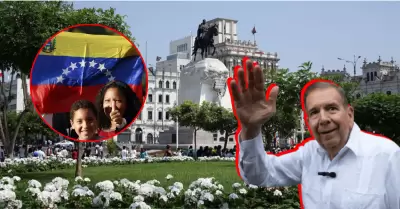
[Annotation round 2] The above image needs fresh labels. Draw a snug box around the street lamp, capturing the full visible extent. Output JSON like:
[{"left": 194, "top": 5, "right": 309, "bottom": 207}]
[{"left": 337, "top": 55, "right": 361, "bottom": 77}]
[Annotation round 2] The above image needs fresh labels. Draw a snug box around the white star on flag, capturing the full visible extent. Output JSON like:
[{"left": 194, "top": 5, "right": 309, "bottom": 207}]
[
  {"left": 62, "top": 68, "right": 70, "bottom": 75},
  {"left": 108, "top": 76, "right": 115, "bottom": 81},
  {"left": 70, "top": 62, "right": 78, "bottom": 71},
  {"left": 79, "top": 59, "right": 86, "bottom": 68},
  {"left": 97, "top": 63, "right": 106, "bottom": 72},
  {"left": 105, "top": 70, "right": 112, "bottom": 77},
  {"left": 89, "top": 60, "right": 97, "bottom": 68},
  {"left": 56, "top": 75, "right": 64, "bottom": 83}
]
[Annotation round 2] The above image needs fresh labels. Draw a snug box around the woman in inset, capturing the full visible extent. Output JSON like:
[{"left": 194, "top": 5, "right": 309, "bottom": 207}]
[{"left": 96, "top": 81, "right": 142, "bottom": 138}]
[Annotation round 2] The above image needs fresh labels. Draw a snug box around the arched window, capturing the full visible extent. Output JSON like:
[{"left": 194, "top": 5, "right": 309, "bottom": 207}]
[
  {"left": 158, "top": 80, "right": 163, "bottom": 88},
  {"left": 173, "top": 81, "right": 177, "bottom": 89},
  {"left": 166, "top": 81, "right": 170, "bottom": 89}
]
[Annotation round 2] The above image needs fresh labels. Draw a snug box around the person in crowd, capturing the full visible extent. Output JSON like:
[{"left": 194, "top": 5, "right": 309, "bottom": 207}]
[
  {"left": 71, "top": 148, "right": 78, "bottom": 160},
  {"left": 70, "top": 100, "right": 100, "bottom": 141},
  {"left": 130, "top": 145, "right": 137, "bottom": 158},
  {"left": 121, "top": 146, "right": 128, "bottom": 160},
  {"left": 234, "top": 59, "right": 400, "bottom": 209},
  {"left": 27, "top": 147, "right": 33, "bottom": 158},
  {"left": 46, "top": 146, "right": 52, "bottom": 156},
  {"left": 139, "top": 148, "right": 148, "bottom": 159},
  {"left": 96, "top": 81, "right": 142, "bottom": 138},
  {"left": 164, "top": 145, "right": 173, "bottom": 157},
  {"left": 95, "top": 145, "right": 100, "bottom": 157},
  {"left": 99, "top": 144, "right": 104, "bottom": 158},
  {"left": 35, "top": 146, "right": 46, "bottom": 160},
  {"left": 84, "top": 146, "right": 91, "bottom": 158},
  {"left": 197, "top": 146, "right": 204, "bottom": 157},
  {"left": 59, "top": 147, "right": 69, "bottom": 158},
  {"left": 19, "top": 145, "right": 26, "bottom": 158},
  {"left": 225, "top": 149, "right": 234, "bottom": 157},
  {"left": 0, "top": 146, "right": 5, "bottom": 162},
  {"left": 187, "top": 146, "right": 194, "bottom": 157},
  {"left": 175, "top": 148, "right": 182, "bottom": 156}
]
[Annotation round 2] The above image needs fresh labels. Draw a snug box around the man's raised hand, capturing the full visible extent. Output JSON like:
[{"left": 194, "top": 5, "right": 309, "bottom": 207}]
[{"left": 229, "top": 58, "right": 279, "bottom": 140}]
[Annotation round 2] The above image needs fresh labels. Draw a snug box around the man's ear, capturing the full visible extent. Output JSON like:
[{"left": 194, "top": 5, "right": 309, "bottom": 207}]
[
  {"left": 70, "top": 120, "right": 74, "bottom": 129},
  {"left": 347, "top": 105, "right": 354, "bottom": 121}
]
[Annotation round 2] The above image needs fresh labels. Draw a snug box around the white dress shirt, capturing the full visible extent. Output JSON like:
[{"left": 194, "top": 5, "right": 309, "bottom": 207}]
[{"left": 239, "top": 123, "right": 400, "bottom": 209}]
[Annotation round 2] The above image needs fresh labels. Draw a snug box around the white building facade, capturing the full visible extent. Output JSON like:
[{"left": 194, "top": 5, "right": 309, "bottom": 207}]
[
  {"left": 201, "top": 18, "right": 280, "bottom": 76},
  {"left": 4, "top": 76, "right": 29, "bottom": 113},
  {"left": 129, "top": 52, "right": 191, "bottom": 144}
]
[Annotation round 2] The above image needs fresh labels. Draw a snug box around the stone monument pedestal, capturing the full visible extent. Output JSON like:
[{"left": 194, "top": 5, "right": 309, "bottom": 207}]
[{"left": 159, "top": 58, "right": 235, "bottom": 149}]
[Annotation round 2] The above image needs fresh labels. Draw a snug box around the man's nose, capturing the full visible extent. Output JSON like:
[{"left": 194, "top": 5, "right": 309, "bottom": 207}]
[{"left": 319, "top": 110, "right": 330, "bottom": 125}]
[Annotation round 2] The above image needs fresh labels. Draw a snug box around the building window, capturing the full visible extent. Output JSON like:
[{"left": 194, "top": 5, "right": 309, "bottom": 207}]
[
  {"left": 219, "top": 137, "right": 224, "bottom": 142},
  {"left": 356, "top": 93, "right": 361, "bottom": 99},
  {"left": 166, "top": 95, "right": 170, "bottom": 104},
  {"left": 138, "top": 113, "right": 142, "bottom": 120},
  {"left": 173, "top": 81, "right": 177, "bottom": 89},
  {"left": 148, "top": 94, "right": 153, "bottom": 102},
  {"left": 229, "top": 138, "right": 234, "bottom": 142},
  {"left": 166, "top": 111, "right": 170, "bottom": 120},
  {"left": 387, "top": 91, "right": 392, "bottom": 95},
  {"left": 147, "top": 111, "right": 153, "bottom": 120},
  {"left": 370, "top": 72, "right": 374, "bottom": 81},
  {"left": 158, "top": 80, "right": 163, "bottom": 88},
  {"left": 166, "top": 81, "right": 170, "bottom": 89},
  {"left": 213, "top": 134, "right": 218, "bottom": 141},
  {"left": 366, "top": 73, "right": 370, "bottom": 82},
  {"left": 158, "top": 111, "right": 162, "bottom": 120},
  {"left": 374, "top": 71, "right": 378, "bottom": 79},
  {"left": 158, "top": 94, "right": 163, "bottom": 103}
]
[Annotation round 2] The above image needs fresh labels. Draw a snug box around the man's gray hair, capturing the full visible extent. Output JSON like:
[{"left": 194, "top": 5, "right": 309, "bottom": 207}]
[{"left": 303, "top": 81, "right": 348, "bottom": 109}]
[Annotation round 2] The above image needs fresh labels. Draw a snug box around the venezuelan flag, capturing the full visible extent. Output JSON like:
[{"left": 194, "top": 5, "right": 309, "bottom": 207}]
[{"left": 31, "top": 31, "right": 144, "bottom": 114}]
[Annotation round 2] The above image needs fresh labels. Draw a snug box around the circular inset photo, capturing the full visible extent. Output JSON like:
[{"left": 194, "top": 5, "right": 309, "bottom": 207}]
[{"left": 30, "top": 24, "right": 148, "bottom": 142}]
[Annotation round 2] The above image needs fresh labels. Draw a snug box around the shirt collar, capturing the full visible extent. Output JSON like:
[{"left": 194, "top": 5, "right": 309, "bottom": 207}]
[{"left": 316, "top": 122, "right": 361, "bottom": 157}]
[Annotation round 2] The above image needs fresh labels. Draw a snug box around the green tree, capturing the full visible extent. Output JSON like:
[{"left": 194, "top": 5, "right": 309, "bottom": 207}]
[
  {"left": 170, "top": 101, "right": 210, "bottom": 152},
  {"left": 201, "top": 103, "right": 237, "bottom": 150},
  {"left": 262, "top": 66, "right": 317, "bottom": 149},
  {"left": 0, "top": 1, "right": 133, "bottom": 157},
  {"left": 319, "top": 74, "right": 360, "bottom": 104},
  {"left": 353, "top": 93, "right": 400, "bottom": 144}
]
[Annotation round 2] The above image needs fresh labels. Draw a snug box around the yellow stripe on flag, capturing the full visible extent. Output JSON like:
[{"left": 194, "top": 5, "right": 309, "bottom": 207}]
[{"left": 39, "top": 31, "right": 139, "bottom": 58}]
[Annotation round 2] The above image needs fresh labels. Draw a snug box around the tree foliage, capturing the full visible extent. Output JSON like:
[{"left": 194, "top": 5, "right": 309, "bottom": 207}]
[
  {"left": 262, "top": 63, "right": 317, "bottom": 149},
  {"left": 170, "top": 101, "right": 210, "bottom": 151},
  {"left": 0, "top": 1, "right": 133, "bottom": 157},
  {"left": 353, "top": 93, "right": 400, "bottom": 144},
  {"left": 170, "top": 100, "right": 238, "bottom": 150},
  {"left": 0, "top": 1, "right": 134, "bottom": 75}
]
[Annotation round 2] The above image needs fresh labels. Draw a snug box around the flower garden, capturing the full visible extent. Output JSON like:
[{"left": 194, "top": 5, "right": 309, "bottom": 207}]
[{"left": 0, "top": 156, "right": 300, "bottom": 209}]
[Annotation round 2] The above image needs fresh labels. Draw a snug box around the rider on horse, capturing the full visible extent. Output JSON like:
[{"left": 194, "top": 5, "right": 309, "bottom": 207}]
[{"left": 197, "top": 19, "right": 209, "bottom": 41}]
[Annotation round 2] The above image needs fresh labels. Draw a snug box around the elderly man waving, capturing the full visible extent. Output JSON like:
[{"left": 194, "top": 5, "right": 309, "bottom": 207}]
[{"left": 230, "top": 58, "right": 400, "bottom": 209}]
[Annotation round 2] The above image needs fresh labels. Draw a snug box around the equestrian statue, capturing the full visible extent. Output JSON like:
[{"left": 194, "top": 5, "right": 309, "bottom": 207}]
[{"left": 192, "top": 19, "right": 218, "bottom": 61}]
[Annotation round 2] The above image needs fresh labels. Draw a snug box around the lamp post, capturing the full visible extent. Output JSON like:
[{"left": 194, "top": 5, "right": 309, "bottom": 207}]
[
  {"left": 175, "top": 69, "right": 180, "bottom": 149},
  {"left": 337, "top": 55, "right": 361, "bottom": 77}
]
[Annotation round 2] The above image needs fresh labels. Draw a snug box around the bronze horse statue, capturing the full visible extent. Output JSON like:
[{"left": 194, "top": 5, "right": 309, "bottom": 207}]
[{"left": 192, "top": 24, "right": 219, "bottom": 61}]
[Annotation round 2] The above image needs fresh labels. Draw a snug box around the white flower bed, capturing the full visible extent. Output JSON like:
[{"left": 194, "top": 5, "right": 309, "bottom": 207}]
[
  {"left": 0, "top": 156, "right": 235, "bottom": 175},
  {"left": 0, "top": 175, "right": 297, "bottom": 209}
]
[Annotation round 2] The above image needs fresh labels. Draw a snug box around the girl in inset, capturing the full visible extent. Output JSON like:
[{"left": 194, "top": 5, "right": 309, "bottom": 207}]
[{"left": 96, "top": 81, "right": 141, "bottom": 138}]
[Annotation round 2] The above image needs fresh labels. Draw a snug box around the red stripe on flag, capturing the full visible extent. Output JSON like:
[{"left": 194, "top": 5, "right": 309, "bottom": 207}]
[{"left": 31, "top": 84, "right": 143, "bottom": 114}]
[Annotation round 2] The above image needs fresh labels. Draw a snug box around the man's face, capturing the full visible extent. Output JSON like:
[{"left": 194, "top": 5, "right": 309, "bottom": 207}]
[
  {"left": 70, "top": 108, "right": 98, "bottom": 140},
  {"left": 306, "top": 87, "right": 354, "bottom": 151}
]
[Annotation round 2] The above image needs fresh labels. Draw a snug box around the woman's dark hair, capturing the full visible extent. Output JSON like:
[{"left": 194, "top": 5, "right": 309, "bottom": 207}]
[{"left": 96, "top": 80, "right": 142, "bottom": 129}]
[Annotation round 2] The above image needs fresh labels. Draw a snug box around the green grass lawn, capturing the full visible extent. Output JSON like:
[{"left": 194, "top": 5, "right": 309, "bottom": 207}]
[{"left": 18, "top": 161, "right": 242, "bottom": 192}]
